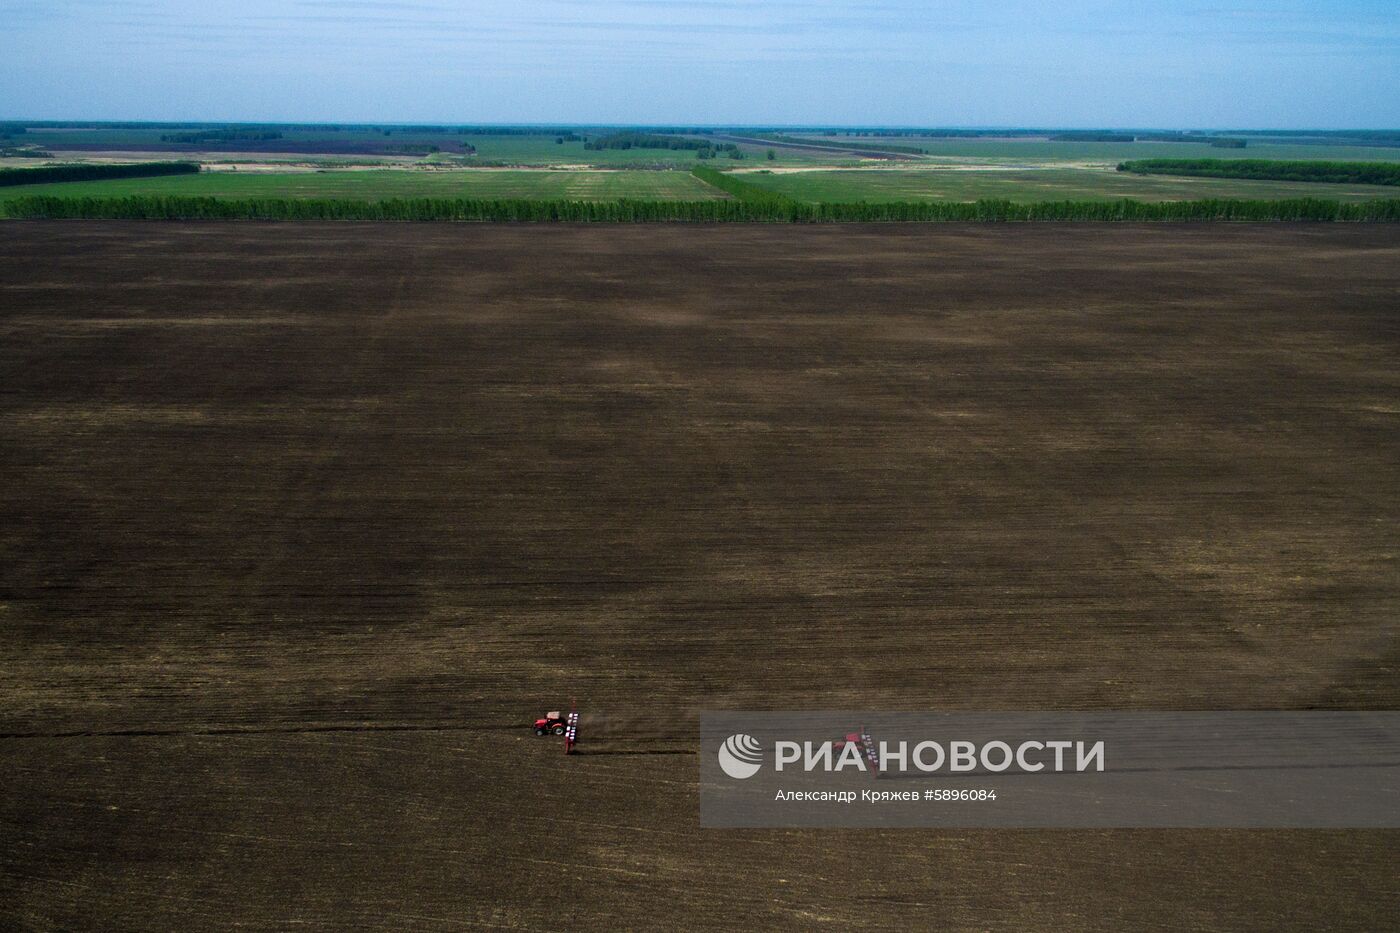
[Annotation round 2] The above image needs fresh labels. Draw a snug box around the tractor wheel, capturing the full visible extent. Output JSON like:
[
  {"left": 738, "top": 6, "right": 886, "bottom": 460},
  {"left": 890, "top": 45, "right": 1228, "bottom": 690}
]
[
  {"left": 535, "top": 727, "right": 547, "bottom": 736},
  {"left": 552, "top": 724, "right": 566, "bottom": 735}
]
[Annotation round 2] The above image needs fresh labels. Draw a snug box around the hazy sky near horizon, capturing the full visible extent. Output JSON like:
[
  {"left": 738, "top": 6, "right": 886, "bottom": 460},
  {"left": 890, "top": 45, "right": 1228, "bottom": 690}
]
[{"left": 3, "top": 0, "right": 1397, "bottom": 127}]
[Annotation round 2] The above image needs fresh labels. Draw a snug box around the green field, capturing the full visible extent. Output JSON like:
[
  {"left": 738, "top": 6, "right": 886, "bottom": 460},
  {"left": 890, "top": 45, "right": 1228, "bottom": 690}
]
[
  {"left": 0, "top": 169, "right": 726, "bottom": 202},
  {"left": 5, "top": 164, "right": 1397, "bottom": 207},
  {"left": 734, "top": 167, "right": 1400, "bottom": 203}
]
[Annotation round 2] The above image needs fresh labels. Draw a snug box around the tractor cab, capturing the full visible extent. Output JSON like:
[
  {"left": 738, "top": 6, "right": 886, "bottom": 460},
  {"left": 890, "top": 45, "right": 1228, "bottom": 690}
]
[
  {"left": 832, "top": 728, "right": 880, "bottom": 776},
  {"left": 534, "top": 711, "right": 567, "bottom": 736}
]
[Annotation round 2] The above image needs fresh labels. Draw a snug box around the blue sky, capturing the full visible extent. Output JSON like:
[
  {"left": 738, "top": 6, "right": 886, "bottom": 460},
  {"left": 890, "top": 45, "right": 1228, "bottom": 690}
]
[{"left": 2, "top": 0, "right": 1397, "bottom": 126}]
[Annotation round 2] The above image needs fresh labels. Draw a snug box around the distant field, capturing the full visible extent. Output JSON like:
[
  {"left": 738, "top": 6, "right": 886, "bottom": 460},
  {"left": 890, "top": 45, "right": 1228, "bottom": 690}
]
[
  {"left": 20, "top": 128, "right": 831, "bottom": 167},
  {"left": 803, "top": 136, "right": 1400, "bottom": 164},
  {"left": 19, "top": 126, "right": 1400, "bottom": 169},
  {"left": 736, "top": 167, "right": 1400, "bottom": 203},
  {"left": 0, "top": 169, "right": 726, "bottom": 201},
  {"left": 459, "top": 135, "right": 832, "bottom": 166},
  {"left": 4, "top": 164, "right": 1398, "bottom": 210}
]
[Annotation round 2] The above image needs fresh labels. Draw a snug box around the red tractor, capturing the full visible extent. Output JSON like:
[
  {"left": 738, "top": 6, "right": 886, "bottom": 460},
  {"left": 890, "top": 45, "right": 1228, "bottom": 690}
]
[
  {"left": 832, "top": 732, "right": 863, "bottom": 751},
  {"left": 833, "top": 728, "right": 881, "bottom": 777},
  {"left": 534, "top": 711, "right": 567, "bottom": 736}
]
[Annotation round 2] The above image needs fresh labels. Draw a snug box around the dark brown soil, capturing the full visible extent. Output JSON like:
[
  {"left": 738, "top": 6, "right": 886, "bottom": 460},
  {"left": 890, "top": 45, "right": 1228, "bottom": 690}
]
[{"left": 1, "top": 222, "right": 1397, "bottom": 930}]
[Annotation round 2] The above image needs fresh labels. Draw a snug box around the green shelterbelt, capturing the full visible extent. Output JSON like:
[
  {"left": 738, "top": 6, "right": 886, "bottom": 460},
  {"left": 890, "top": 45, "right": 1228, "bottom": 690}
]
[
  {"left": 4, "top": 193, "right": 1400, "bottom": 222},
  {"left": 0, "top": 195, "right": 766, "bottom": 221}
]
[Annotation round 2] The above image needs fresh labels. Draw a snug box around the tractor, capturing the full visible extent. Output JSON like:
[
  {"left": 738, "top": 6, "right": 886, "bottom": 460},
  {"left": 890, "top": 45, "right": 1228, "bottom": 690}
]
[
  {"left": 832, "top": 731, "right": 863, "bottom": 751},
  {"left": 534, "top": 711, "right": 567, "bottom": 736},
  {"left": 833, "top": 728, "right": 880, "bottom": 776}
]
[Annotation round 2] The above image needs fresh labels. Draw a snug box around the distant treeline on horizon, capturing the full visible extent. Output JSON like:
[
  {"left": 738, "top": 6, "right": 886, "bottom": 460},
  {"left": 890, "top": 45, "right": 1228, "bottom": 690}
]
[{"left": 4, "top": 121, "right": 1399, "bottom": 143}]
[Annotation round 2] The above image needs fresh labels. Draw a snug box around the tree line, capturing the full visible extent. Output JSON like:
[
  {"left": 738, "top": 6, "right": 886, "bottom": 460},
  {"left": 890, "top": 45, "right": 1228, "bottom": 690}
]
[
  {"left": 1051, "top": 132, "right": 1137, "bottom": 142},
  {"left": 584, "top": 133, "right": 743, "bottom": 157},
  {"left": 585, "top": 133, "right": 708, "bottom": 151},
  {"left": 160, "top": 131, "right": 283, "bottom": 143},
  {"left": 5, "top": 193, "right": 1397, "bottom": 223},
  {"left": 1118, "top": 159, "right": 1400, "bottom": 186},
  {"left": 1225, "top": 130, "right": 1400, "bottom": 145},
  {"left": 1134, "top": 133, "right": 1247, "bottom": 148},
  {"left": 0, "top": 161, "right": 200, "bottom": 188},
  {"left": 462, "top": 127, "right": 581, "bottom": 136},
  {"left": 1, "top": 146, "right": 54, "bottom": 158}
]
